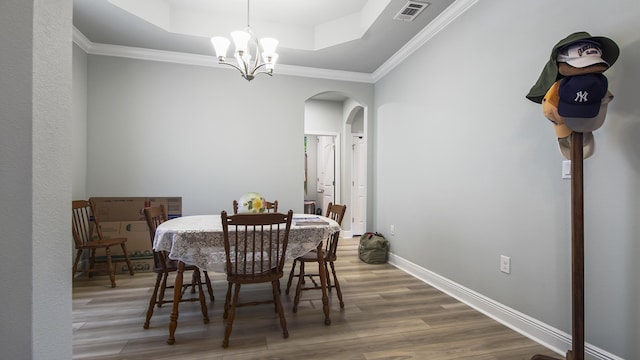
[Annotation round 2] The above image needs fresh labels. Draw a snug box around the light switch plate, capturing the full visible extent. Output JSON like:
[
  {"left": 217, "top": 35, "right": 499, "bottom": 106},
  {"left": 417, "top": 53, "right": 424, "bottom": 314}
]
[
  {"left": 562, "top": 160, "right": 571, "bottom": 179},
  {"left": 500, "top": 255, "right": 511, "bottom": 274}
]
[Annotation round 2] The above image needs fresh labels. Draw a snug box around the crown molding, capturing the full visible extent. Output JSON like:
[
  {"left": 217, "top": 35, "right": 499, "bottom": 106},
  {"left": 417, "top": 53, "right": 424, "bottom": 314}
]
[
  {"left": 72, "top": 27, "right": 373, "bottom": 83},
  {"left": 372, "top": 0, "right": 479, "bottom": 82},
  {"left": 72, "top": 27, "right": 92, "bottom": 53},
  {"left": 71, "top": 0, "right": 476, "bottom": 85},
  {"left": 275, "top": 64, "right": 374, "bottom": 83}
]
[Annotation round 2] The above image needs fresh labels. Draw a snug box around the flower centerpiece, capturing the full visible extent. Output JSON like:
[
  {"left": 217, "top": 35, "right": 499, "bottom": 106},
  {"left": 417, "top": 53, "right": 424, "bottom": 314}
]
[{"left": 238, "top": 192, "right": 266, "bottom": 213}]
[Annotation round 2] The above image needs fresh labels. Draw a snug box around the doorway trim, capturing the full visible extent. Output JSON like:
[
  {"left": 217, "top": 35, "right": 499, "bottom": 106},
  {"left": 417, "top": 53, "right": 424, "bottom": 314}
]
[
  {"left": 350, "top": 134, "right": 366, "bottom": 237},
  {"left": 303, "top": 91, "right": 368, "bottom": 239},
  {"left": 343, "top": 103, "right": 367, "bottom": 238},
  {"left": 304, "top": 131, "right": 341, "bottom": 212}
]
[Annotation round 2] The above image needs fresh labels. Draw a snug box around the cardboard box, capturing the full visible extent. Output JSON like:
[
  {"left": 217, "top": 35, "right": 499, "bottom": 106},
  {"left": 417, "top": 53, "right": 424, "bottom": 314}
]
[
  {"left": 90, "top": 197, "right": 182, "bottom": 221},
  {"left": 91, "top": 256, "right": 154, "bottom": 275},
  {"left": 87, "top": 197, "right": 181, "bottom": 273},
  {"left": 94, "top": 220, "right": 155, "bottom": 273}
]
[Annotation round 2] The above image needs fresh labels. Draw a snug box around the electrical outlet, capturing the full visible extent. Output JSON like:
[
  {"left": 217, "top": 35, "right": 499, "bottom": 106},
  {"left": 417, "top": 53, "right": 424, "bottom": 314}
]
[
  {"left": 390, "top": 224, "right": 395, "bottom": 235},
  {"left": 500, "top": 255, "right": 511, "bottom": 274}
]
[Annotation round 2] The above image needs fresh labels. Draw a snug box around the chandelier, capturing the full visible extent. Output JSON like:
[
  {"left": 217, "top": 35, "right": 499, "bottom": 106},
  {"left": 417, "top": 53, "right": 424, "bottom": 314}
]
[{"left": 210, "top": 0, "right": 279, "bottom": 81}]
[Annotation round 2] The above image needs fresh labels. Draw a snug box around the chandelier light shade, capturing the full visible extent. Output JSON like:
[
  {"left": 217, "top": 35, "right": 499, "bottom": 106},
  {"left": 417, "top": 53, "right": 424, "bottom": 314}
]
[{"left": 211, "top": 0, "right": 279, "bottom": 81}]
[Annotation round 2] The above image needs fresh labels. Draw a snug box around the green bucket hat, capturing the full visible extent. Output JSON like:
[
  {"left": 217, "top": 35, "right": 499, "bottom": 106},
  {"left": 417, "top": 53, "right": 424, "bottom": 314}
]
[{"left": 526, "top": 31, "right": 619, "bottom": 104}]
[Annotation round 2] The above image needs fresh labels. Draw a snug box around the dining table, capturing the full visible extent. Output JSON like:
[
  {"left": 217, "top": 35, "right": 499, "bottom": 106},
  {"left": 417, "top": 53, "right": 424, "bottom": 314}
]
[{"left": 153, "top": 213, "right": 341, "bottom": 344}]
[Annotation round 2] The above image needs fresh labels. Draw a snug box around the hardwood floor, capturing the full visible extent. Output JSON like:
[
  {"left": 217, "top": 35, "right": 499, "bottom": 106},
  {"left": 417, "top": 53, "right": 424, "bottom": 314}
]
[{"left": 73, "top": 238, "right": 559, "bottom": 359}]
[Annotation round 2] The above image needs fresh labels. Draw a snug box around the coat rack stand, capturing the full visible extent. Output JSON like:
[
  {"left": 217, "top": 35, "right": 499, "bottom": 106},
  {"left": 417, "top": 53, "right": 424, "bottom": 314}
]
[{"left": 532, "top": 131, "right": 585, "bottom": 360}]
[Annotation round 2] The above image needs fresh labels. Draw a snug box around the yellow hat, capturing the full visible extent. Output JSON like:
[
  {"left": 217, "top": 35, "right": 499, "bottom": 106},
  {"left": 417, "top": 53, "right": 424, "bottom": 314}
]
[{"left": 542, "top": 80, "right": 572, "bottom": 138}]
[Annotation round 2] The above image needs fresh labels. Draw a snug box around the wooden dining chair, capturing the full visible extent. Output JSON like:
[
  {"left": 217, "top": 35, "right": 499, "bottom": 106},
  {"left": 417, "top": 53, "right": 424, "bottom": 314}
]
[
  {"left": 232, "top": 199, "right": 278, "bottom": 213},
  {"left": 142, "top": 206, "right": 213, "bottom": 331},
  {"left": 72, "top": 200, "right": 134, "bottom": 288},
  {"left": 220, "top": 210, "right": 293, "bottom": 348},
  {"left": 285, "top": 202, "right": 347, "bottom": 312},
  {"left": 265, "top": 200, "right": 278, "bottom": 212}
]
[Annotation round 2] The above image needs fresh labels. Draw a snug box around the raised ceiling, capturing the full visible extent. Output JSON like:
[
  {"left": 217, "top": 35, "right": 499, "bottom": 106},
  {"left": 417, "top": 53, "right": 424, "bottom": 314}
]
[{"left": 73, "top": 0, "right": 468, "bottom": 80}]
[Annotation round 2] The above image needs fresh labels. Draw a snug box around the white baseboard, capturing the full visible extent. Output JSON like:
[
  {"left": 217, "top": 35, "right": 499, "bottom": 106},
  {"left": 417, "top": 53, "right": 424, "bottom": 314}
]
[
  {"left": 341, "top": 230, "right": 353, "bottom": 239},
  {"left": 387, "top": 252, "right": 623, "bottom": 360}
]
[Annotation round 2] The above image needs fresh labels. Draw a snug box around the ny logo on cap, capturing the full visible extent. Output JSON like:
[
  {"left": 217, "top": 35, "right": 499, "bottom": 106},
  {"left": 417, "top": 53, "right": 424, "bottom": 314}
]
[{"left": 574, "top": 91, "right": 589, "bottom": 103}]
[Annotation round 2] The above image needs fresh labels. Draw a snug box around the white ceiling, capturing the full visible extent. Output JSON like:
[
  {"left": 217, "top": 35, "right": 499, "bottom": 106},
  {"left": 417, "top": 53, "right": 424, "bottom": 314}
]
[{"left": 73, "top": 0, "right": 458, "bottom": 76}]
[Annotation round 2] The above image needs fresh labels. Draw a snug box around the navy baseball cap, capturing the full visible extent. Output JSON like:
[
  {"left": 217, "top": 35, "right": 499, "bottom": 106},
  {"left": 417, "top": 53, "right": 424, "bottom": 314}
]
[
  {"left": 558, "top": 74, "right": 607, "bottom": 119},
  {"left": 564, "top": 90, "right": 614, "bottom": 132}
]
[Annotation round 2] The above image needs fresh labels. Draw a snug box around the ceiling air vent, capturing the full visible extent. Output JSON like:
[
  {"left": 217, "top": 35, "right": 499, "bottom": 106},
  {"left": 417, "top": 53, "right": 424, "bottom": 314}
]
[{"left": 393, "top": 1, "right": 429, "bottom": 22}]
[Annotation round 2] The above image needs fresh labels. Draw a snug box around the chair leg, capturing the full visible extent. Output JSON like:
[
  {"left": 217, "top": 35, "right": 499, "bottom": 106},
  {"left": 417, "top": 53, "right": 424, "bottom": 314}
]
[
  {"left": 190, "top": 270, "right": 197, "bottom": 294},
  {"left": 272, "top": 281, "right": 289, "bottom": 339},
  {"left": 306, "top": 273, "right": 319, "bottom": 288},
  {"left": 167, "top": 262, "right": 186, "bottom": 345},
  {"left": 158, "top": 273, "right": 169, "bottom": 308},
  {"left": 222, "top": 283, "right": 241, "bottom": 348},
  {"left": 120, "top": 243, "right": 135, "bottom": 276},
  {"left": 144, "top": 273, "right": 163, "bottom": 329},
  {"left": 105, "top": 246, "right": 116, "bottom": 288},
  {"left": 72, "top": 249, "right": 83, "bottom": 277},
  {"left": 223, "top": 282, "right": 232, "bottom": 319},
  {"left": 325, "top": 260, "right": 332, "bottom": 290},
  {"left": 285, "top": 259, "right": 297, "bottom": 294},
  {"left": 203, "top": 271, "right": 215, "bottom": 302},
  {"left": 273, "top": 280, "right": 280, "bottom": 313},
  {"left": 329, "top": 261, "right": 344, "bottom": 308},
  {"left": 193, "top": 270, "right": 209, "bottom": 324},
  {"left": 292, "top": 262, "right": 305, "bottom": 313},
  {"left": 89, "top": 249, "right": 96, "bottom": 278}
]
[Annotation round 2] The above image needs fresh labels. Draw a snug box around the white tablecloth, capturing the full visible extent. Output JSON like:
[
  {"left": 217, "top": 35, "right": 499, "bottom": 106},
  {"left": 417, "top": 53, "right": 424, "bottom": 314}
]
[{"left": 153, "top": 214, "right": 340, "bottom": 272}]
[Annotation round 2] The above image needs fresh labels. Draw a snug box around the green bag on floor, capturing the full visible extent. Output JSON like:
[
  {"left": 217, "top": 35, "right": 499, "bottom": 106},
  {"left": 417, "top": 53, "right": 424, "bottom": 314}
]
[{"left": 358, "top": 232, "right": 389, "bottom": 264}]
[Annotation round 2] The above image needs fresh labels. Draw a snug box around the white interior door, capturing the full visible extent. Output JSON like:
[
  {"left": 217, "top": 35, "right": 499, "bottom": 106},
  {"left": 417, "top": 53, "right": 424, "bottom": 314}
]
[
  {"left": 317, "top": 136, "right": 335, "bottom": 213},
  {"left": 351, "top": 136, "right": 365, "bottom": 235}
]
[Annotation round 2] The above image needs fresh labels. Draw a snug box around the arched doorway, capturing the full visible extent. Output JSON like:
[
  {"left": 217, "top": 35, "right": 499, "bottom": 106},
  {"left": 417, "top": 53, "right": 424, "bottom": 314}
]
[{"left": 303, "top": 91, "right": 367, "bottom": 237}]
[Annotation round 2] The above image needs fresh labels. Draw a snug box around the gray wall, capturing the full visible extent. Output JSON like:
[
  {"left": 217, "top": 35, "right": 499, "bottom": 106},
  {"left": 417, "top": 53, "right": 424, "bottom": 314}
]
[
  {"left": 73, "top": 43, "right": 88, "bottom": 200},
  {"left": 85, "top": 55, "right": 374, "bottom": 216},
  {"left": 305, "top": 99, "right": 344, "bottom": 134},
  {"left": 374, "top": 0, "right": 639, "bottom": 358},
  {"left": 3, "top": 0, "right": 637, "bottom": 358},
  {"left": 0, "top": 0, "right": 73, "bottom": 359}
]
